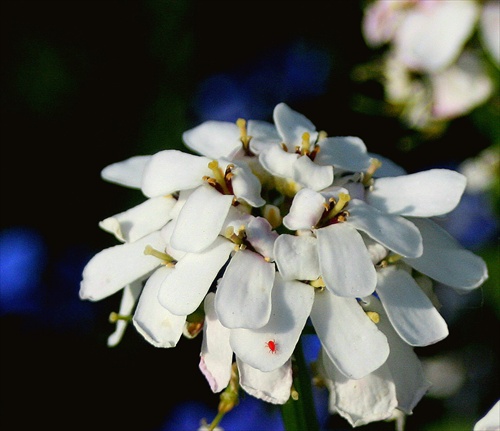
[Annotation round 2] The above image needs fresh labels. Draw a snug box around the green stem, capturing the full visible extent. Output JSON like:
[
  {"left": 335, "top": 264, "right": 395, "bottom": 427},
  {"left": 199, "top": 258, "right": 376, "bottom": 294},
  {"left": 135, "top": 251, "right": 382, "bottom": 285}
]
[{"left": 280, "top": 336, "right": 320, "bottom": 431}]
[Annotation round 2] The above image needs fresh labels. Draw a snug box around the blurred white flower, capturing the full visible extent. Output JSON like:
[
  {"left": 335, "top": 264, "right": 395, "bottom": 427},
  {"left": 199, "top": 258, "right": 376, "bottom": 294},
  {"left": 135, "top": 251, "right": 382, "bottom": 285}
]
[{"left": 360, "top": 0, "right": 497, "bottom": 132}]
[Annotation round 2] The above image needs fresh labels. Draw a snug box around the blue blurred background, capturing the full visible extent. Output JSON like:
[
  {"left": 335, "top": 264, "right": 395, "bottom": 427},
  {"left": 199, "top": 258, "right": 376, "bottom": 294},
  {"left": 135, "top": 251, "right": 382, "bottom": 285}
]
[{"left": 1, "top": 1, "right": 498, "bottom": 430}]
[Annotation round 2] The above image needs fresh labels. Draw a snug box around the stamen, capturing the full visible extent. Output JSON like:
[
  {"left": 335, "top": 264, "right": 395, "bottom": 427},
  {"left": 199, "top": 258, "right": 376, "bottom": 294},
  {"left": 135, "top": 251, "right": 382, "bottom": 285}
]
[
  {"left": 324, "top": 193, "right": 351, "bottom": 222},
  {"left": 301, "top": 132, "right": 311, "bottom": 155},
  {"left": 310, "top": 277, "right": 326, "bottom": 290},
  {"left": 224, "top": 226, "right": 246, "bottom": 245},
  {"left": 362, "top": 158, "right": 383, "bottom": 186},
  {"left": 309, "top": 144, "right": 321, "bottom": 161},
  {"left": 236, "top": 118, "right": 252, "bottom": 154},
  {"left": 378, "top": 253, "right": 402, "bottom": 268},
  {"left": 387, "top": 254, "right": 402, "bottom": 264},
  {"left": 144, "top": 245, "right": 176, "bottom": 266},
  {"left": 207, "top": 160, "right": 231, "bottom": 194},
  {"left": 109, "top": 312, "right": 132, "bottom": 323},
  {"left": 365, "top": 311, "right": 380, "bottom": 324},
  {"left": 318, "top": 130, "right": 328, "bottom": 141}
]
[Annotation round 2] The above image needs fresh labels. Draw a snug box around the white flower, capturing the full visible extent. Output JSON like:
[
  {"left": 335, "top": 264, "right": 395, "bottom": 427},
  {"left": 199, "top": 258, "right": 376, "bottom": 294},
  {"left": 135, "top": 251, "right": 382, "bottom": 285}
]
[
  {"left": 258, "top": 103, "right": 379, "bottom": 193},
  {"left": 141, "top": 150, "right": 265, "bottom": 253},
  {"left": 473, "top": 400, "right": 500, "bottom": 431},
  {"left": 80, "top": 101, "right": 489, "bottom": 429},
  {"left": 317, "top": 295, "right": 431, "bottom": 427}
]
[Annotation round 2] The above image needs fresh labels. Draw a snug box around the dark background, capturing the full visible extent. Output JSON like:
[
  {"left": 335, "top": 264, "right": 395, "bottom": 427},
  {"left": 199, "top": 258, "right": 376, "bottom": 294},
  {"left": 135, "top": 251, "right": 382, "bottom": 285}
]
[{"left": 1, "top": 1, "right": 498, "bottom": 431}]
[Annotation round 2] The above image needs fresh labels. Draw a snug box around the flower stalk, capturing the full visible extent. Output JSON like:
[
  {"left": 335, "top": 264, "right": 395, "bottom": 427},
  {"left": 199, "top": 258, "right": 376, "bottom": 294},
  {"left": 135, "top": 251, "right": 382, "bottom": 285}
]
[{"left": 280, "top": 336, "right": 319, "bottom": 431}]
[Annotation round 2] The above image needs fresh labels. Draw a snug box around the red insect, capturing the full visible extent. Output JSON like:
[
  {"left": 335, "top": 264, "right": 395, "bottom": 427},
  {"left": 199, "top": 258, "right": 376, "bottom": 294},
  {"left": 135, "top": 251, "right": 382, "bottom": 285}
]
[{"left": 265, "top": 339, "right": 278, "bottom": 354}]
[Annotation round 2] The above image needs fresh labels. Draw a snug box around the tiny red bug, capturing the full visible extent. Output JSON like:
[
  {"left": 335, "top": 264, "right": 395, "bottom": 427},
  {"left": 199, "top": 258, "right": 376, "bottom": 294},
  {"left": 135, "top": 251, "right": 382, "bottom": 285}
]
[{"left": 265, "top": 339, "right": 278, "bottom": 354}]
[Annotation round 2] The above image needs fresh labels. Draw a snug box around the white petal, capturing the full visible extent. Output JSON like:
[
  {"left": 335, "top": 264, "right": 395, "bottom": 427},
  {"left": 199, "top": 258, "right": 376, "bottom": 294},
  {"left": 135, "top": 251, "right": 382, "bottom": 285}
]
[
  {"left": 79, "top": 231, "right": 165, "bottom": 301},
  {"left": 231, "top": 162, "right": 265, "bottom": 207},
  {"left": 133, "top": 266, "right": 185, "bottom": 348},
  {"left": 403, "top": 218, "right": 488, "bottom": 290},
  {"left": 348, "top": 199, "right": 423, "bottom": 258},
  {"left": 141, "top": 150, "right": 211, "bottom": 197},
  {"left": 273, "top": 103, "right": 318, "bottom": 147},
  {"left": 362, "top": 295, "right": 431, "bottom": 414},
  {"left": 99, "top": 195, "right": 177, "bottom": 243},
  {"left": 474, "top": 400, "right": 500, "bottom": 431},
  {"left": 317, "top": 223, "right": 377, "bottom": 297},
  {"left": 170, "top": 185, "right": 233, "bottom": 253},
  {"left": 183, "top": 121, "right": 241, "bottom": 159},
  {"left": 292, "top": 156, "right": 333, "bottom": 190},
  {"left": 199, "top": 293, "right": 233, "bottom": 393},
  {"left": 158, "top": 237, "right": 233, "bottom": 316},
  {"left": 101, "top": 155, "right": 150, "bottom": 189},
  {"left": 230, "top": 274, "right": 314, "bottom": 372},
  {"left": 107, "top": 281, "right": 143, "bottom": 347},
  {"left": 237, "top": 357, "right": 292, "bottom": 405},
  {"left": 259, "top": 144, "right": 298, "bottom": 179},
  {"left": 246, "top": 217, "right": 278, "bottom": 261},
  {"left": 320, "top": 349, "right": 397, "bottom": 427},
  {"left": 215, "top": 250, "right": 275, "bottom": 329},
  {"left": 376, "top": 265, "right": 449, "bottom": 347},
  {"left": 273, "top": 234, "right": 320, "bottom": 281},
  {"left": 310, "top": 290, "right": 389, "bottom": 379},
  {"left": 247, "top": 120, "right": 282, "bottom": 154},
  {"left": 395, "top": 0, "right": 479, "bottom": 72},
  {"left": 367, "top": 169, "right": 467, "bottom": 217},
  {"left": 316, "top": 136, "right": 371, "bottom": 172},
  {"left": 282, "top": 188, "right": 325, "bottom": 231}
]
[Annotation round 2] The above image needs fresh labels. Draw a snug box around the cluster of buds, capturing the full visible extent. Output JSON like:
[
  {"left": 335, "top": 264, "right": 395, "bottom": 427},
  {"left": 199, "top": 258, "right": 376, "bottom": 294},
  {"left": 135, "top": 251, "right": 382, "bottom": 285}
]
[{"left": 80, "top": 102, "right": 488, "bottom": 428}]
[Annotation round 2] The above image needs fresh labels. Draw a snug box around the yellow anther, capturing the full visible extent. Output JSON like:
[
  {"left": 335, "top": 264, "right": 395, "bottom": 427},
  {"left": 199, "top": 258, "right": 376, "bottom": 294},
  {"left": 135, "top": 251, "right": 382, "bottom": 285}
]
[
  {"left": 310, "top": 277, "right": 326, "bottom": 289},
  {"left": 236, "top": 118, "right": 247, "bottom": 138},
  {"left": 301, "top": 132, "right": 311, "bottom": 155},
  {"left": 109, "top": 312, "right": 132, "bottom": 323},
  {"left": 144, "top": 245, "right": 176, "bottom": 266},
  {"left": 362, "top": 158, "right": 383, "bottom": 186},
  {"left": 365, "top": 311, "right": 380, "bottom": 324},
  {"left": 379, "top": 253, "right": 402, "bottom": 268},
  {"left": 207, "top": 160, "right": 231, "bottom": 194},
  {"left": 236, "top": 118, "right": 252, "bottom": 153},
  {"left": 334, "top": 193, "right": 351, "bottom": 213},
  {"left": 387, "top": 254, "right": 402, "bottom": 264},
  {"left": 324, "top": 193, "right": 351, "bottom": 223},
  {"left": 318, "top": 130, "right": 328, "bottom": 141}
]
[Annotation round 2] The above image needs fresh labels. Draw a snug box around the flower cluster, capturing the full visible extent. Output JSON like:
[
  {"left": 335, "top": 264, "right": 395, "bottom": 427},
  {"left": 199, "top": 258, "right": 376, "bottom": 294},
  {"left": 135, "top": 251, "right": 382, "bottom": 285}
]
[
  {"left": 80, "top": 102, "right": 488, "bottom": 428},
  {"left": 357, "top": 0, "right": 499, "bottom": 134}
]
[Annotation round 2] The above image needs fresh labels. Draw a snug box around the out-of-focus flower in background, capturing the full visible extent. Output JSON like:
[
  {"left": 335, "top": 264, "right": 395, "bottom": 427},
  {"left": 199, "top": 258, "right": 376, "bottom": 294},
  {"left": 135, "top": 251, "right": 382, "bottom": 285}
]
[
  {"left": 0, "top": 226, "right": 46, "bottom": 315},
  {"left": 354, "top": 0, "right": 499, "bottom": 136}
]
